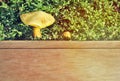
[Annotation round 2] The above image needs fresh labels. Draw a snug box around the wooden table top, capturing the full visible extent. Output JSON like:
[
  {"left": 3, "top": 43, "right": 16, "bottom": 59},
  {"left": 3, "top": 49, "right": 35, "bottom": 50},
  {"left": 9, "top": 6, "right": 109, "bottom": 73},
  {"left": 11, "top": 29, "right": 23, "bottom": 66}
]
[{"left": 0, "top": 41, "right": 120, "bottom": 81}]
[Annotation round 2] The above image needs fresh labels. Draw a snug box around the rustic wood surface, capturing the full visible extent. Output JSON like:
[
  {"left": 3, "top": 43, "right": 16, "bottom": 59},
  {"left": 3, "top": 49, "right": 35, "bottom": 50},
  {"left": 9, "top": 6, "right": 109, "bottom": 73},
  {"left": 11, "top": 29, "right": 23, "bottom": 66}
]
[
  {"left": 0, "top": 41, "right": 120, "bottom": 49},
  {"left": 0, "top": 41, "right": 120, "bottom": 81}
]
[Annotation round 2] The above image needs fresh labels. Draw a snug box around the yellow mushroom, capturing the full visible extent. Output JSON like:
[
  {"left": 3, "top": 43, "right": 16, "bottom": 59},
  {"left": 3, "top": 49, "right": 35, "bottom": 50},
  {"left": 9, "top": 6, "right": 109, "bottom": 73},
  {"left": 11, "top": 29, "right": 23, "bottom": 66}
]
[
  {"left": 63, "top": 31, "right": 71, "bottom": 39},
  {"left": 20, "top": 11, "right": 55, "bottom": 38}
]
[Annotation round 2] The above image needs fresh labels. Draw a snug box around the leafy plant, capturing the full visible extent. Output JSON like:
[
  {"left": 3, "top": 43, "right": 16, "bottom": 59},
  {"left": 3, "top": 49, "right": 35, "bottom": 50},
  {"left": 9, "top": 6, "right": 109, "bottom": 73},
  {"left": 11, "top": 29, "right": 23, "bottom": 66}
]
[{"left": 0, "top": 23, "right": 4, "bottom": 40}]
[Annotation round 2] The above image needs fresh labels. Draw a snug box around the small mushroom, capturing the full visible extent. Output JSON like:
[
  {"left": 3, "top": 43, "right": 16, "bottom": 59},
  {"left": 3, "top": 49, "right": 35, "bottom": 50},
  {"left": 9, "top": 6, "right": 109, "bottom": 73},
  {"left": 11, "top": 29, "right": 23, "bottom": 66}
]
[
  {"left": 20, "top": 11, "right": 55, "bottom": 38},
  {"left": 63, "top": 31, "right": 71, "bottom": 39}
]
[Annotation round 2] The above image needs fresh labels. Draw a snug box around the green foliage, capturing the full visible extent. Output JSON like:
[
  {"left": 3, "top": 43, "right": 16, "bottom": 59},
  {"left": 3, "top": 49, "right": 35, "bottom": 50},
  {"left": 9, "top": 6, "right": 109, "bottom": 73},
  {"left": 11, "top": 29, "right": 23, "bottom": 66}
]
[
  {"left": 0, "top": 0, "right": 120, "bottom": 40},
  {"left": 0, "top": 23, "right": 4, "bottom": 40}
]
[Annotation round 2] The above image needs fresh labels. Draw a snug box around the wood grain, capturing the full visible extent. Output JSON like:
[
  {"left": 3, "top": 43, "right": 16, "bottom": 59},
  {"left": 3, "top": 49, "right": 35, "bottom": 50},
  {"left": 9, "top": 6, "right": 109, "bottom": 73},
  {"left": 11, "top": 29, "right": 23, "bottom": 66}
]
[
  {"left": 0, "top": 41, "right": 120, "bottom": 81},
  {"left": 0, "top": 41, "right": 120, "bottom": 49}
]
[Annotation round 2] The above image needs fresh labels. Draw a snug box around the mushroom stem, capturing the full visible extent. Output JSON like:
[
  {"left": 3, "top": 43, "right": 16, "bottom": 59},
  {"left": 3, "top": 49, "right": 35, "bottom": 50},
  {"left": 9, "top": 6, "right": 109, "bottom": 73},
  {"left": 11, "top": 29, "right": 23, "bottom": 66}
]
[{"left": 32, "top": 27, "right": 41, "bottom": 38}]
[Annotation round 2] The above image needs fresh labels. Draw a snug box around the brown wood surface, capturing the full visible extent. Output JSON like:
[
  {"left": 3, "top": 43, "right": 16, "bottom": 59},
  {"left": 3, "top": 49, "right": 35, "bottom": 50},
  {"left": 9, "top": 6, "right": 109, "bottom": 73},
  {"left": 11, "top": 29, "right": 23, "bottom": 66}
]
[
  {"left": 0, "top": 41, "right": 120, "bottom": 81},
  {"left": 0, "top": 41, "right": 120, "bottom": 49}
]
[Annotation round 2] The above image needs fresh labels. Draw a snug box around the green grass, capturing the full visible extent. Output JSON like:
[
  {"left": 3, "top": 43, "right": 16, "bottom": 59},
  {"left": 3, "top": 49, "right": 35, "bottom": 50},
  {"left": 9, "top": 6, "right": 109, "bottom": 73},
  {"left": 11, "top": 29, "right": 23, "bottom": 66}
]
[{"left": 0, "top": 0, "right": 120, "bottom": 40}]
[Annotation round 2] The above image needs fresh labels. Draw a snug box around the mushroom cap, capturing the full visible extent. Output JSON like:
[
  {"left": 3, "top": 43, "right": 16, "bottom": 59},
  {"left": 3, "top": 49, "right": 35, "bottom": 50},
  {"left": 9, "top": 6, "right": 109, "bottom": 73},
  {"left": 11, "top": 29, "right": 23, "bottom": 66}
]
[
  {"left": 63, "top": 31, "right": 71, "bottom": 39},
  {"left": 20, "top": 11, "right": 55, "bottom": 28}
]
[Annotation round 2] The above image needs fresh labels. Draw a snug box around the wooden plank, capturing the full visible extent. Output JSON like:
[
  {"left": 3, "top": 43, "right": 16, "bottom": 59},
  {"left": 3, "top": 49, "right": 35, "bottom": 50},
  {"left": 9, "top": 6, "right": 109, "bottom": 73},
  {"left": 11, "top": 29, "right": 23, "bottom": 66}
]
[
  {"left": 0, "top": 49, "right": 120, "bottom": 81},
  {"left": 0, "top": 41, "right": 120, "bottom": 49}
]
